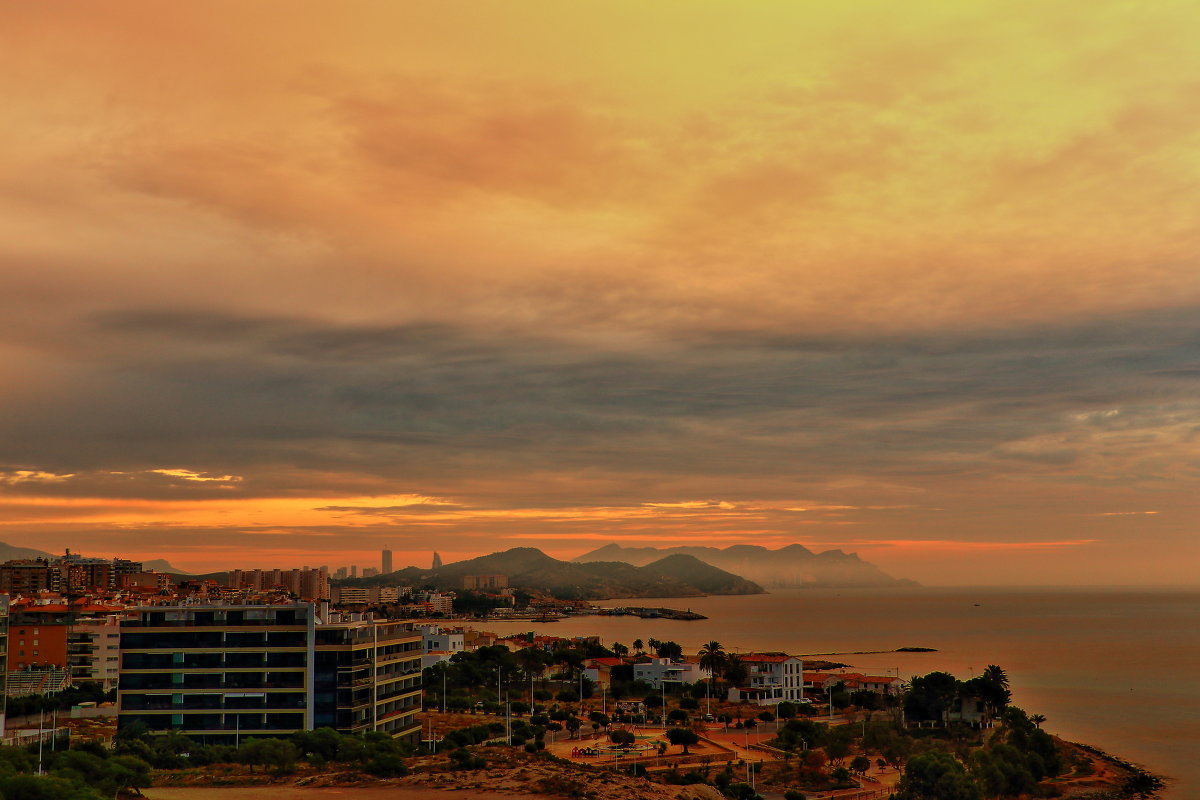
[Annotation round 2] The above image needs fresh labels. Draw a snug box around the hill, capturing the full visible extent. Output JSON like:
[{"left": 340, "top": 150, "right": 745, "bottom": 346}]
[
  {"left": 638, "top": 553, "right": 763, "bottom": 595},
  {"left": 0, "top": 540, "right": 54, "bottom": 561},
  {"left": 572, "top": 543, "right": 917, "bottom": 588},
  {"left": 338, "top": 546, "right": 763, "bottom": 600}
]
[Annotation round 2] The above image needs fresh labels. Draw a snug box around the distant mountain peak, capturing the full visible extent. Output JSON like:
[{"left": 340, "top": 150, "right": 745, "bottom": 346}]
[
  {"left": 336, "top": 545, "right": 763, "bottom": 600},
  {"left": 572, "top": 542, "right": 914, "bottom": 589}
]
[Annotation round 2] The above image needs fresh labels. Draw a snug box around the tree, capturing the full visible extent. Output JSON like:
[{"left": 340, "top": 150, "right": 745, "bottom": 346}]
[
  {"left": 723, "top": 655, "right": 748, "bottom": 688},
  {"left": 830, "top": 766, "right": 854, "bottom": 787},
  {"left": 982, "top": 665, "right": 1009, "bottom": 693},
  {"left": 824, "top": 724, "right": 853, "bottom": 764},
  {"left": 698, "top": 641, "right": 727, "bottom": 675},
  {"left": 895, "top": 750, "right": 981, "bottom": 800},
  {"left": 656, "top": 640, "right": 683, "bottom": 660},
  {"left": 610, "top": 729, "right": 636, "bottom": 747},
  {"left": 851, "top": 755, "right": 871, "bottom": 775},
  {"left": 239, "top": 738, "right": 299, "bottom": 775},
  {"left": 565, "top": 716, "right": 582, "bottom": 739},
  {"left": 633, "top": 638, "right": 644, "bottom": 655},
  {"left": 665, "top": 727, "right": 700, "bottom": 754},
  {"left": 905, "top": 672, "right": 961, "bottom": 724},
  {"left": 612, "top": 642, "right": 629, "bottom": 657}
]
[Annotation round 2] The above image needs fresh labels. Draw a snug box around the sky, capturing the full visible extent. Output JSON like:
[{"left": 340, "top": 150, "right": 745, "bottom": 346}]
[{"left": 2, "top": 1, "right": 1199, "bottom": 585}]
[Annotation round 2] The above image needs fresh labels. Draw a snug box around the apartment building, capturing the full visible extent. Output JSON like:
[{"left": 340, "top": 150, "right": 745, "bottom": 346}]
[
  {"left": 726, "top": 653, "right": 806, "bottom": 705},
  {"left": 633, "top": 657, "right": 710, "bottom": 689},
  {"left": 67, "top": 615, "right": 122, "bottom": 690},
  {"left": 117, "top": 603, "right": 421, "bottom": 745},
  {"left": 0, "top": 555, "right": 144, "bottom": 594},
  {"left": 227, "top": 568, "right": 329, "bottom": 602},
  {"left": 314, "top": 612, "right": 422, "bottom": 739}
]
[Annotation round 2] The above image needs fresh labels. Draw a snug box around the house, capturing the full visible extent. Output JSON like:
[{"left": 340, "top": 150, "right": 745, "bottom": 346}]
[
  {"left": 633, "top": 657, "right": 709, "bottom": 689},
  {"left": 803, "top": 671, "right": 901, "bottom": 702},
  {"left": 582, "top": 656, "right": 626, "bottom": 688},
  {"left": 727, "top": 653, "right": 806, "bottom": 705}
]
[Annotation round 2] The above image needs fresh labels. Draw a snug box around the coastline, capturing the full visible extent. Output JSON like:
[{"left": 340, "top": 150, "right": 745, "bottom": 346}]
[{"left": 1065, "top": 740, "right": 1168, "bottom": 799}]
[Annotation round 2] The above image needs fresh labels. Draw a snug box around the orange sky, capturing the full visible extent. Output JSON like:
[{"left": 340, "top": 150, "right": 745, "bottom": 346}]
[{"left": 2, "top": 1, "right": 1199, "bottom": 584}]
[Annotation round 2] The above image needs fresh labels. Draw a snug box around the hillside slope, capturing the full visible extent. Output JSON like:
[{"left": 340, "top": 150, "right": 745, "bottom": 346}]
[
  {"left": 340, "top": 547, "right": 763, "bottom": 600},
  {"left": 573, "top": 543, "right": 916, "bottom": 588}
]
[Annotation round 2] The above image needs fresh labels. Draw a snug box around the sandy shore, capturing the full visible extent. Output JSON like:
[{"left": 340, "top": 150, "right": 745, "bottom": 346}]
[{"left": 143, "top": 788, "right": 550, "bottom": 800}]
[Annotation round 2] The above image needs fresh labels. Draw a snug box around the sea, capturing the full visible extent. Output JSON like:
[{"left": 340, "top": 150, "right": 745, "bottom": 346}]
[{"left": 476, "top": 587, "right": 1200, "bottom": 798}]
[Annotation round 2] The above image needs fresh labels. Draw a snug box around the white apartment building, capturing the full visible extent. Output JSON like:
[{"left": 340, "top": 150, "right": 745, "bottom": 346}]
[
  {"left": 633, "top": 657, "right": 710, "bottom": 689},
  {"left": 726, "top": 653, "right": 805, "bottom": 705}
]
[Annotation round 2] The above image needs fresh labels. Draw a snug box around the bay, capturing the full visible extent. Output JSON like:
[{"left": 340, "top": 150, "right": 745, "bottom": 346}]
[{"left": 475, "top": 587, "right": 1199, "bottom": 798}]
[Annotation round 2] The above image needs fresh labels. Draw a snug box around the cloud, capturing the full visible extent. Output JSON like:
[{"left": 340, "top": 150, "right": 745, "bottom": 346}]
[
  {"left": 3, "top": 1, "right": 1200, "bottom": 583},
  {"left": 150, "top": 469, "right": 242, "bottom": 483},
  {"left": 0, "top": 469, "right": 76, "bottom": 485}
]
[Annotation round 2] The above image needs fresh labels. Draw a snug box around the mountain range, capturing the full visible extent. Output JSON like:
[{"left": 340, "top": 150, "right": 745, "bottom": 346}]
[
  {"left": 340, "top": 546, "right": 763, "bottom": 600},
  {"left": 572, "top": 543, "right": 917, "bottom": 588}
]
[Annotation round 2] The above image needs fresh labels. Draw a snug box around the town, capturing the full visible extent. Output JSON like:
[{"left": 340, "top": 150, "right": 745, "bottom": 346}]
[{"left": 0, "top": 548, "right": 1160, "bottom": 800}]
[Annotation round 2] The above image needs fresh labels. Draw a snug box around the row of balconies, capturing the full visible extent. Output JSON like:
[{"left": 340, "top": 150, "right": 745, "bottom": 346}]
[
  {"left": 123, "top": 652, "right": 307, "bottom": 669},
  {"left": 121, "top": 698, "right": 307, "bottom": 712},
  {"left": 120, "top": 677, "right": 307, "bottom": 691}
]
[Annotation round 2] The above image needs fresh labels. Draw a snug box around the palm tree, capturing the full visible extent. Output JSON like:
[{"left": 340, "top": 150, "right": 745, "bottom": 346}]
[
  {"left": 698, "top": 641, "right": 727, "bottom": 673},
  {"left": 980, "top": 664, "right": 1012, "bottom": 716},
  {"left": 982, "top": 664, "right": 1009, "bottom": 691},
  {"left": 612, "top": 642, "right": 629, "bottom": 657},
  {"left": 632, "top": 638, "right": 644, "bottom": 655},
  {"left": 1030, "top": 713, "right": 1046, "bottom": 728},
  {"left": 647, "top": 638, "right": 660, "bottom": 656}
]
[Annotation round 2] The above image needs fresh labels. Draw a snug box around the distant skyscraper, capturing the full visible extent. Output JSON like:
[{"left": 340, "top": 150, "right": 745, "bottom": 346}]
[
  {"left": 382, "top": 548, "right": 393, "bottom": 574},
  {"left": 350, "top": 565, "right": 357, "bottom": 578},
  {"left": 432, "top": 552, "right": 442, "bottom": 569}
]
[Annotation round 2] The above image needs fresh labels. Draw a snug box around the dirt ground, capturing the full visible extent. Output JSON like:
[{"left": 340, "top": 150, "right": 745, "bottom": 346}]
[{"left": 143, "top": 788, "right": 551, "bottom": 800}]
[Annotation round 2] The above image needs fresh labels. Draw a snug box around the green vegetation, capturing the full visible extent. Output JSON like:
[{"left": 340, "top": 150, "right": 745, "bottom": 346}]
[
  {"left": 4, "top": 682, "right": 115, "bottom": 719},
  {"left": 762, "top": 668, "right": 1098, "bottom": 799},
  {"left": 0, "top": 740, "right": 149, "bottom": 799}
]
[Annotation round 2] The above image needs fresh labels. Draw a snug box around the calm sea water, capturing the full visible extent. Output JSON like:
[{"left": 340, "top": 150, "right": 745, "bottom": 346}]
[{"left": 478, "top": 587, "right": 1200, "bottom": 798}]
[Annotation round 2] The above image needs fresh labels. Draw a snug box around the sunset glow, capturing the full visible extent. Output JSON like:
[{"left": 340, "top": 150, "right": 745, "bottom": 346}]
[{"left": 2, "top": 1, "right": 1199, "bottom": 584}]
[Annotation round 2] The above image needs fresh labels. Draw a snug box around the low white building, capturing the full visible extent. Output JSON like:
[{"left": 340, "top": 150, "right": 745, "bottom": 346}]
[
  {"left": 633, "top": 657, "right": 709, "bottom": 689},
  {"left": 418, "top": 624, "right": 464, "bottom": 655}
]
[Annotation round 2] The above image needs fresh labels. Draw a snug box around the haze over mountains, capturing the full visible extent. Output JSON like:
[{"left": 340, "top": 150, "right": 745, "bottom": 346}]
[
  {"left": 573, "top": 543, "right": 917, "bottom": 589},
  {"left": 344, "top": 546, "right": 763, "bottom": 600}
]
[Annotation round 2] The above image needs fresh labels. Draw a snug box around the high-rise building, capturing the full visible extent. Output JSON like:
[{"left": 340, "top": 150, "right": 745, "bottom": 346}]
[
  {"left": 117, "top": 603, "right": 422, "bottom": 744},
  {"left": 349, "top": 565, "right": 357, "bottom": 578},
  {"left": 382, "top": 549, "right": 393, "bottom": 575},
  {"left": 0, "top": 596, "right": 8, "bottom": 737},
  {"left": 67, "top": 615, "right": 122, "bottom": 690},
  {"left": 431, "top": 552, "right": 442, "bottom": 570},
  {"left": 227, "top": 568, "right": 328, "bottom": 601}
]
